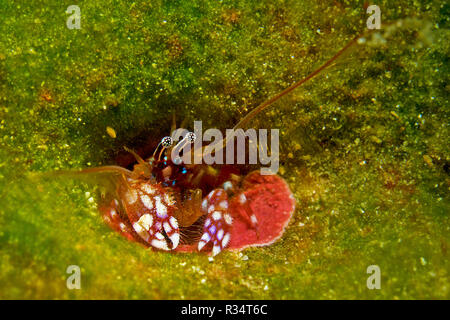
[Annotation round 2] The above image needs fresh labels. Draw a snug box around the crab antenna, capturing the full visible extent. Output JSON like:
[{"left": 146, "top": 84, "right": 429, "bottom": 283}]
[
  {"left": 124, "top": 146, "right": 147, "bottom": 165},
  {"left": 230, "top": 34, "right": 363, "bottom": 133},
  {"left": 205, "top": 33, "right": 364, "bottom": 157},
  {"left": 230, "top": 18, "right": 411, "bottom": 140},
  {"left": 43, "top": 165, "right": 133, "bottom": 178}
]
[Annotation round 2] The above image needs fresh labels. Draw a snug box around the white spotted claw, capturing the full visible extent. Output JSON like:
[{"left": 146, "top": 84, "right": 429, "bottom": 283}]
[
  {"left": 197, "top": 188, "right": 232, "bottom": 256},
  {"left": 128, "top": 183, "right": 181, "bottom": 251}
]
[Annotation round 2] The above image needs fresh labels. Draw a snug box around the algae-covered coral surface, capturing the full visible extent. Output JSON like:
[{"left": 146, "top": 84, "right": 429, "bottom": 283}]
[{"left": 0, "top": 0, "right": 448, "bottom": 299}]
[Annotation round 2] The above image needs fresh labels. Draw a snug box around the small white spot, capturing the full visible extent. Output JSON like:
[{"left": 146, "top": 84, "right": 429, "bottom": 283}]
[
  {"left": 212, "top": 211, "right": 222, "bottom": 221},
  {"left": 137, "top": 214, "right": 153, "bottom": 231},
  {"left": 239, "top": 193, "right": 247, "bottom": 204},
  {"left": 164, "top": 193, "right": 175, "bottom": 206},
  {"left": 201, "top": 233, "right": 211, "bottom": 242},
  {"left": 110, "top": 208, "right": 117, "bottom": 218},
  {"left": 125, "top": 189, "right": 138, "bottom": 204},
  {"left": 140, "top": 194, "right": 153, "bottom": 210},
  {"left": 224, "top": 213, "right": 233, "bottom": 225},
  {"left": 202, "top": 199, "right": 208, "bottom": 211},
  {"left": 119, "top": 222, "right": 126, "bottom": 231},
  {"left": 155, "top": 232, "right": 164, "bottom": 240},
  {"left": 132, "top": 222, "right": 149, "bottom": 241},
  {"left": 198, "top": 240, "right": 206, "bottom": 251},
  {"left": 212, "top": 245, "right": 221, "bottom": 256},
  {"left": 169, "top": 216, "right": 179, "bottom": 230},
  {"left": 222, "top": 233, "right": 230, "bottom": 247},
  {"left": 208, "top": 205, "right": 215, "bottom": 214},
  {"left": 250, "top": 214, "right": 258, "bottom": 225},
  {"left": 154, "top": 196, "right": 168, "bottom": 218},
  {"left": 223, "top": 181, "right": 233, "bottom": 190},
  {"left": 420, "top": 257, "right": 427, "bottom": 266},
  {"left": 141, "top": 184, "right": 155, "bottom": 195},
  {"left": 170, "top": 232, "right": 180, "bottom": 249},
  {"left": 151, "top": 239, "right": 169, "bottom": 250},
  {"left": 218, "top": 201, "right": 228, "bottom": 209},
  {"left": 163, "top": 222, "right": 172, "bottom": 233},
  {"left": 217, "top": 229, "right": 224, "bottom": 241},
  {"left": 132, "top": 222, "right": 142, "bottom": 233},
  {"left": 204, "top": 218, "right": 211, "bottom": 227}
]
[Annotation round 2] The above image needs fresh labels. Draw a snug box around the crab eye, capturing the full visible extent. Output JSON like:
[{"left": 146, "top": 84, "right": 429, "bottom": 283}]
[{"left": 161, "top": 136, "right": 173, "bottom": 148}]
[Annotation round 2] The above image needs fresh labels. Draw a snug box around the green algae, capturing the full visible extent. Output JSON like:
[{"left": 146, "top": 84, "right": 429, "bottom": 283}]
[{"left": 0, "top": 0, "right": 449, "bottom": 299}]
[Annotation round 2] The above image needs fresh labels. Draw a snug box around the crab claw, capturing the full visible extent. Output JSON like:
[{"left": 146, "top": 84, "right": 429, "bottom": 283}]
[
  {"left": 132, "top": 212, "right": 180, "bottom": 251},
  {"left": 122, "top": 181, "right": 180, "bottom": 251},
  {"left": 198, "top": 189, "right": 232, "bottom": 256}
]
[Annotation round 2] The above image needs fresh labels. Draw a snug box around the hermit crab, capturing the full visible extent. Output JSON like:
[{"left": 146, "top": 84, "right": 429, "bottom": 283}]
[
  {"left": 55, "top": 32, "right": 367, "bottom": 256},
  {"left": 97, "top": 135, "right": 296, "bottom": 256}
]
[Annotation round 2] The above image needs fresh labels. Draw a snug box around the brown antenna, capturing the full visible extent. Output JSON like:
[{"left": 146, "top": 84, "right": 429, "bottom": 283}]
[{"left": 231, "top": 34, "right": 363, "bottom": 132}]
